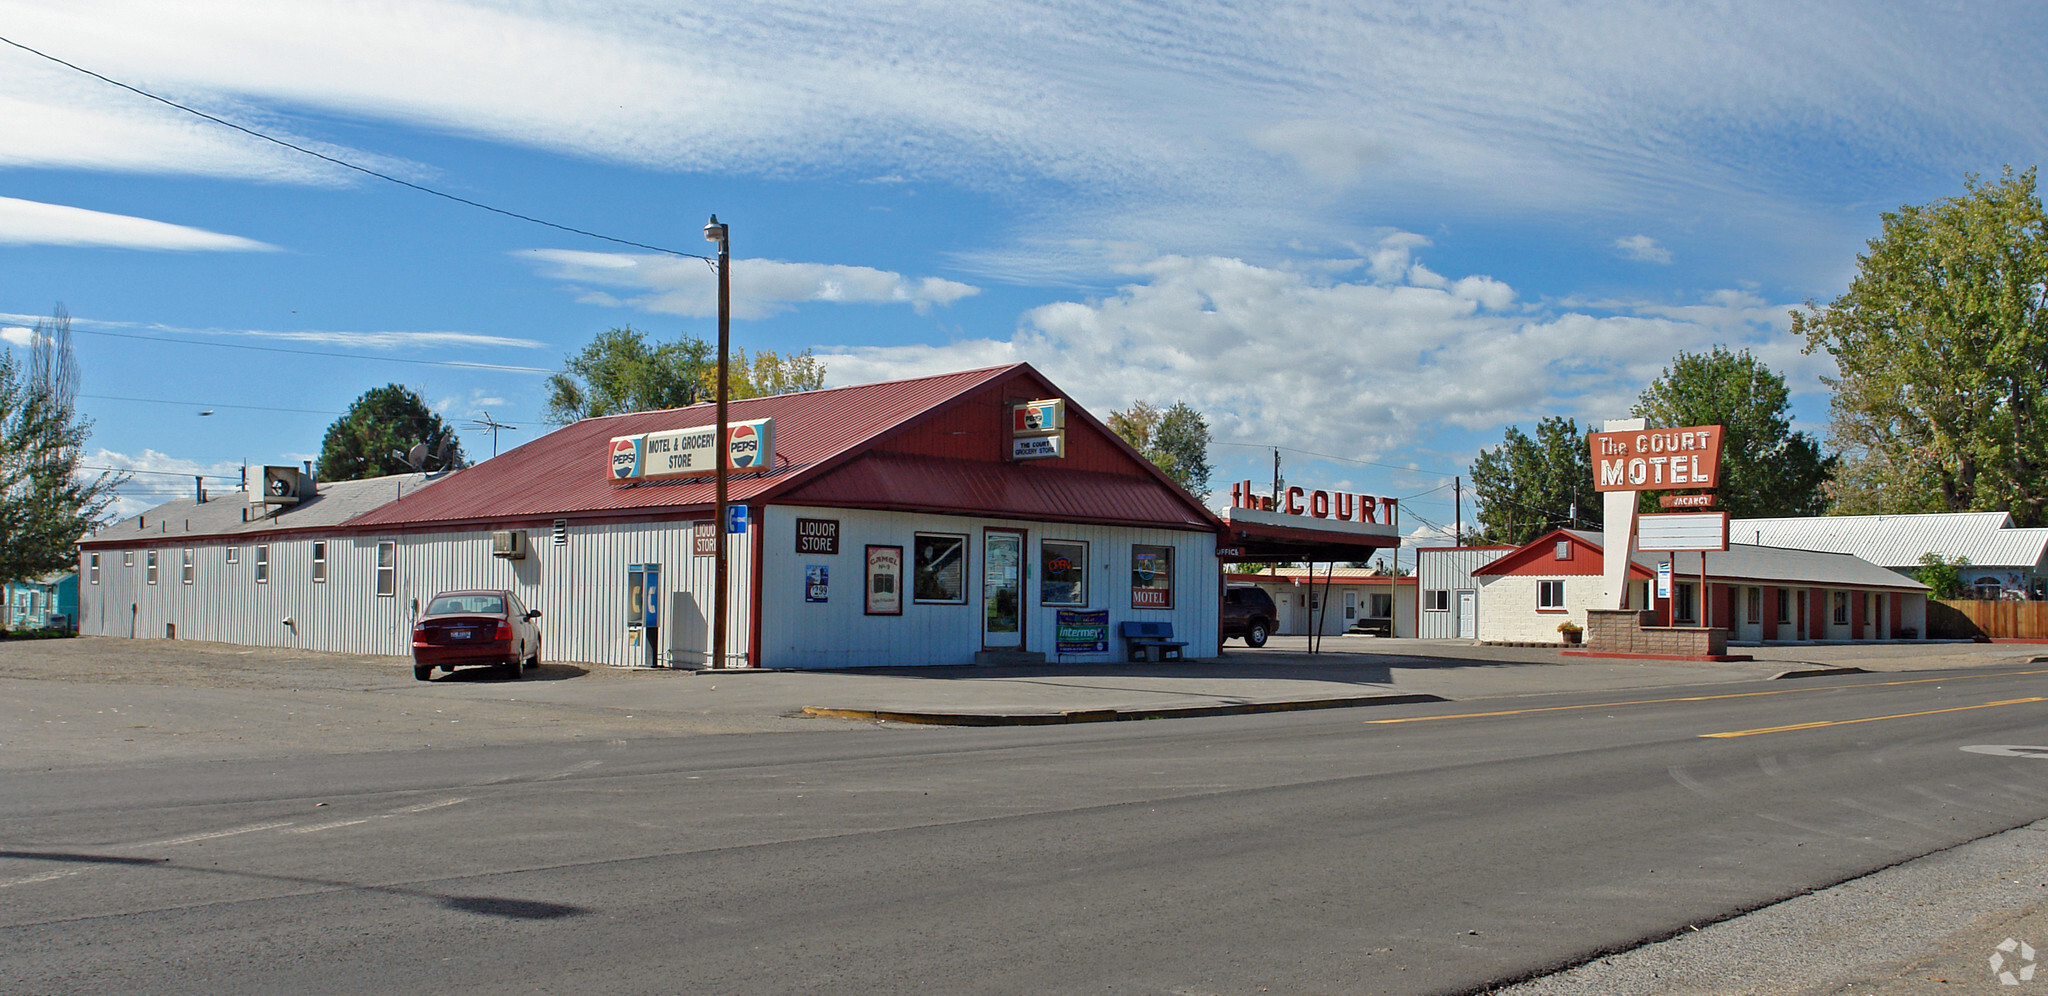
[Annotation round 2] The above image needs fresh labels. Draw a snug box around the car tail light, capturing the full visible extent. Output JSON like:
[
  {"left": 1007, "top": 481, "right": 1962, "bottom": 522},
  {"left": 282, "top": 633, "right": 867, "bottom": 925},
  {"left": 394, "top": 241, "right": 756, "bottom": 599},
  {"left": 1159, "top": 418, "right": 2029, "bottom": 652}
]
[
  {"left": 494, "top": 621, "right": 513, "bottom": 641},
  {"left": 412, "top": 624, "right": 430, "bottom": 647}
]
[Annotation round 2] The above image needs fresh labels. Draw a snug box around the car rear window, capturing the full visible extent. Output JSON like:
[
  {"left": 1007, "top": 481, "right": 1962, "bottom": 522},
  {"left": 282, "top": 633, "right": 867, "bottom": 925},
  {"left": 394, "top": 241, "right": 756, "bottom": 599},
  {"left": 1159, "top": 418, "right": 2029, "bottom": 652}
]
[{"left": 427, "top": 594, "right": 506, "bottom": 616}]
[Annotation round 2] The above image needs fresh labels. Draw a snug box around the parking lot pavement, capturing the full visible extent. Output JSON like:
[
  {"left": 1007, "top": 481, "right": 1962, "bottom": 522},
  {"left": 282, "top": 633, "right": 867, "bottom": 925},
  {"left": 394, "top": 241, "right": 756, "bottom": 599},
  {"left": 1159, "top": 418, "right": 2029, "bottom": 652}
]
[{"left": 1, "top": 634, "right": 2041, "bottom": 768}]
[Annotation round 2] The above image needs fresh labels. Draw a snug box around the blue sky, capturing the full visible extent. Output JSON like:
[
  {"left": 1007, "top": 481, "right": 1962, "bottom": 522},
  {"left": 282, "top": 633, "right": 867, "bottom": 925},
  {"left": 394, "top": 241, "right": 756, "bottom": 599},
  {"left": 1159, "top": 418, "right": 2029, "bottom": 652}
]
[{"left": 3, "top": 1, "right": 2044, "bottom": 564}]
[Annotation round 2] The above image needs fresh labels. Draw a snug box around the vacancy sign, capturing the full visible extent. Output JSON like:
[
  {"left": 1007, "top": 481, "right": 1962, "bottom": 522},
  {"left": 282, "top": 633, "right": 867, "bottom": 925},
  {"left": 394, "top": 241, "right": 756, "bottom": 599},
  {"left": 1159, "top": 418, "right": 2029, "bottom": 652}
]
[
  {"left": 1637, "top": 512, "right": 1730, "bottom": 552},
  {"left": 1590, "top": 424, "right": 1724, "bottom": 492}
]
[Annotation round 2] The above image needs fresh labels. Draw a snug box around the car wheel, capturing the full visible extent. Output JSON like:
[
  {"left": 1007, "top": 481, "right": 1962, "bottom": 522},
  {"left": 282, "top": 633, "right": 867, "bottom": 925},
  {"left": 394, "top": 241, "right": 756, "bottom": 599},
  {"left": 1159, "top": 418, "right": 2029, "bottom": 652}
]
[
  {"left": 503, "top": 659, "right": 523, "bottom": 679},
  {"left": 1245, "top": 620, "right": 1269, "bottom": 648},
  {"left": 413, "top": 665, "right": 433, "bottom": 681},
  {"left": 526, "top": 648, "right": 541, "bottom": 671}
]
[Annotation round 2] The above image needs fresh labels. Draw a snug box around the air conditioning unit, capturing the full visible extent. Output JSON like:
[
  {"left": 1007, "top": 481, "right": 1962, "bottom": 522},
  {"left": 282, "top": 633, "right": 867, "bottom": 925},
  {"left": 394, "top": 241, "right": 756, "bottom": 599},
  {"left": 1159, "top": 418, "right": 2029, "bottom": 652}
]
[
  {"left": 491, "top": 529, "right": 527, "bottom": 559},
  {"left": 253, "top": 465, "right": 304, "bottom": 505}
]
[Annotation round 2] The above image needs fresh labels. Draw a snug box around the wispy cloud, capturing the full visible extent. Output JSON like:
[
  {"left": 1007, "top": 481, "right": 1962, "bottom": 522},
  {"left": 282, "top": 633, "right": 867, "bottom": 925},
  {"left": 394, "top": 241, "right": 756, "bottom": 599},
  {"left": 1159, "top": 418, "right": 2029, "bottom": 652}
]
[
  {"left": 1614, "top": 235, "right": 1672, "bottom": 264},
  {"left": 0, "top": 196, "right": 276, "bottom": 251},
  {"left": 0, "top": 311, "right": 543, "bottom": 351},
  {"left": 818, "top": 235, "right": 1827, "bottom": 460},
  {"left": 519, "top": 249, "right": 979, "bottom": 319},
  {"left": 4, "top": 2, "right": 2040, "bottom": 278}
]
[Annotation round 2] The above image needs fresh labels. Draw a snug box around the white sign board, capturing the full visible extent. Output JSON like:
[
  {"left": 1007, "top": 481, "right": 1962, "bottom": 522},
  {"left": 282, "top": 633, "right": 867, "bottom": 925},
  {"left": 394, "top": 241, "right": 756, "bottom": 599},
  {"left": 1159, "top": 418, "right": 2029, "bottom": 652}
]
[
  {"left": 609, "top": 417, "right": 775, "bottom": 482},
  {"left": 1637, "top": 511, "right": 1729, "bottom": 552},
  {"left": 1012, "top": 435, "right": 1064, "bottom": 460}
]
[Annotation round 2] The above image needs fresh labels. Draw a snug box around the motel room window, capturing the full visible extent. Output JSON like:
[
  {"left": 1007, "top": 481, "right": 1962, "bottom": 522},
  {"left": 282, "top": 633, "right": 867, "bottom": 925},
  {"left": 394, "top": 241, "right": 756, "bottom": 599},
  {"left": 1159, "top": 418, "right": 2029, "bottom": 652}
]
[
  {"left": 913, "top": 533, "right": 968, "bottom": 603},
  {"left": 311, "top": 542, "right": 327, "bottom": 583},
  {"left": 1424, "top": 589, "right": 1449, "bottom": 611},
  {"left": 181, "top": 548, "right": 194, "bottom": 585},
  {"left": 1775, "top": 588, "right": 1790, "bottom": 624},
  {"left": 1370, "top": 593, "right": 1393, "bottom": 618},
  {"left": 226, "top": 546, "right": 240, "bottom": 565},
  {"left": 1673, "top": 583, "right": 1697, "bottom": 624},
  {"left": 1832, "top": 591, "right": 1849, "bottom": 625},
  {"left": 1040, "top": 539, "right": 1088, "bottom": 607},
  {"left": 145, "top": 550, "right": 158, "bottom": 585},
  {"left": 1745, "top": 587, "right": 1761, "bottom": 625},
  {"left": 1130, "top": 545, "right": 1174, "bottom": 609},
  {"left": 254, "top": 546, "right": 269, "bottom": 584},
  {"left": 376, "top": 541, "right": 396, "bottom": 597},
  {"left": 88, "top": 554, "right": 99, "bottom": 585},
  {"left": 1537, "top": 580, "right": 1566, "bottom": 610}
]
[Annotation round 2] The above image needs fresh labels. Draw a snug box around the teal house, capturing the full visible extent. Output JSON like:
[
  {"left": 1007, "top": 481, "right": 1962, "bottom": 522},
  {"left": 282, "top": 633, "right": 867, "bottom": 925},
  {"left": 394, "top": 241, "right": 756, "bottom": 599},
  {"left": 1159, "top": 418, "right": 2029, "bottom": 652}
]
[{"left": 5, "top": 572, "right": 78, "bottom": 631}]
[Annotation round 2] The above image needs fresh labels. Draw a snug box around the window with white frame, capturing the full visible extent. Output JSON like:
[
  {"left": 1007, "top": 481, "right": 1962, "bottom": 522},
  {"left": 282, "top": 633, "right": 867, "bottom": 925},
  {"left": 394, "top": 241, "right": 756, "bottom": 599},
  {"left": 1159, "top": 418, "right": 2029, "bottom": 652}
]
[
  {"left": 1537, "top": 580, "right": 1566, "bottom": 609},
  {"left": 1832, "top": 591, "right": 1849, "bottom": 625},
  {"left": 376, "top": 541, "right": 396, "bottom": 597},
  {"left": 181, "top": 548, "right": 194, "bottom": 585},
  {"left": 145, "top": 550, "right": 158, "bottom": 585},
  {"left": 1554, "top": 540, "right": 1572, "bottom": 561},
  {"left": 913, "top": 533, "right": 967, "bottom": 603},
  {"left": 226, "top": 547, "right": 239, "bottom": 565},
  {"left": 312, "top": 542, "right": 327, "bottom": 582},
  {"left": 123, "top": 551, "right": 134, "bottom": 568},
  {"left": 1745, "top": 586, "right": 1761, "bottom": 624},
  {"left": 1038, "top": 539, "right": 1087, "bottom": 607},
  {"left": 1775, "top": 587, "right": 1790, "bottom": 624},
  {"left": 1424, "top": 589, "right": 1449, "bottom": 611},
  {"left": 255, "top": 545, "right": 269, "bottom": 584},
  {"left": 89, "top": 553, "right": 99, "bottom": 585}
]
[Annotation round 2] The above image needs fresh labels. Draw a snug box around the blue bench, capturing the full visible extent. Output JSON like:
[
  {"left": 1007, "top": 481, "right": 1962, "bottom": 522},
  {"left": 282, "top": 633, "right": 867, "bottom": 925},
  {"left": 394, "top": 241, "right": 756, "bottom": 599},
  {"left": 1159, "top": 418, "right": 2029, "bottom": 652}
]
[{"left": 1119, "top": 620, "right": 1188, "bottom": 662}]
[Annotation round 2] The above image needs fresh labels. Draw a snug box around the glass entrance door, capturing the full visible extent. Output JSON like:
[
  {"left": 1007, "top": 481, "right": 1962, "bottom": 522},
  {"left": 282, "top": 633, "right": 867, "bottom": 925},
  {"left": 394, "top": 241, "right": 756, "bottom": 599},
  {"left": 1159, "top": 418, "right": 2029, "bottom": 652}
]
[{"left": 983, "top": 530, "right": 1025, "bottom": 649}]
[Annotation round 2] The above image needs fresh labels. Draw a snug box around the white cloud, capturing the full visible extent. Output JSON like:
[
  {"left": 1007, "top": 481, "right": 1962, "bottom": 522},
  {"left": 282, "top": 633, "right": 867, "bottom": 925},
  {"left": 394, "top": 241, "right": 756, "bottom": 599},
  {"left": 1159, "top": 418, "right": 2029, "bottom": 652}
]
[
  {"left": 0, "top": 310, "right": 543, "bottom": 352},
  {"left": 1614, "top": 235, "right": 1673, "bottom": 264},
  {"left": 519, "top": 250, "right": 979, "bottom": 319},
  {"left": 1, "top": 326, "right": 33, "bottom": 346},
  {"left": 0, "top": 196, "right": 276, "bottom": 251},
  {"left": 4, "top": 2, "right": 2039, "bottom": 276},
  {"left": 817, "top": 239, "right": 1815, "bottom": 459},
  {"left": 84, "top": 448, "right": 248, "bottom": 521}
]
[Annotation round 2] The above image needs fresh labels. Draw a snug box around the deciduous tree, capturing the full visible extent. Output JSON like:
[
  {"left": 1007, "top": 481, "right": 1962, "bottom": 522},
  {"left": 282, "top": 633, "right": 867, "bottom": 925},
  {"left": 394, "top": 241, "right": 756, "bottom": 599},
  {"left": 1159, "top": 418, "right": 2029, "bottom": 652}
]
[
  {"left": 1630, "top": 347, "right": 1835, "bottom": 518},
  {"left": 1108, "top": 399, "right": 1213, "bottom": 499},
  {"left": 543, "top": 327, "right": 827, "bottom": 423},
  {"left": 1794, "top": 166, "right": 2048, "bottom": 525},
  {"left": 0, "top": 306, "right": 123, "bottom": 584}
]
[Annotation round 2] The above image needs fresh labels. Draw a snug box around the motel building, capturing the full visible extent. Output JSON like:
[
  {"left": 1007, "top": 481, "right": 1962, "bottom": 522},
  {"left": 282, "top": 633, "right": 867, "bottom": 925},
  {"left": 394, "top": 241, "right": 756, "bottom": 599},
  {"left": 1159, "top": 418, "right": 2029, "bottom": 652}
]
[
  {"left": 1226, "top": 568, "right": 1417, "bottom": 637},
  {"left": 78, "top": 363, "right": 1398, "bottom": 669}
]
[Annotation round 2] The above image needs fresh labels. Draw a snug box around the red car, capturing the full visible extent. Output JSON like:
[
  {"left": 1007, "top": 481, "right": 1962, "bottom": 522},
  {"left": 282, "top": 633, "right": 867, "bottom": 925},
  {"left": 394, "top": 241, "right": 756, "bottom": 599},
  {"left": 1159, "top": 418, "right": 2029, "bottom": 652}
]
[{"left": 412, "top": 589, "right": 542, "bottom": 681}]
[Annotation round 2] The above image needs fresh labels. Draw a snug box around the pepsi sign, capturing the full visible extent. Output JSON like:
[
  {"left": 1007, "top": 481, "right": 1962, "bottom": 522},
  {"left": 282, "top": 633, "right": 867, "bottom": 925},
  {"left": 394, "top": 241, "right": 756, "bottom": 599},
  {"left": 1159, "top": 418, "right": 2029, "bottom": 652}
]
[
  {"left": 610, "top": 436, "right": 643, "bottom": 479},
  {"left": 729, "top": 422, "right": 764, "bottom": 468},
  {"left": 607, "top": 418, "right": 775, "bottom": 482}
]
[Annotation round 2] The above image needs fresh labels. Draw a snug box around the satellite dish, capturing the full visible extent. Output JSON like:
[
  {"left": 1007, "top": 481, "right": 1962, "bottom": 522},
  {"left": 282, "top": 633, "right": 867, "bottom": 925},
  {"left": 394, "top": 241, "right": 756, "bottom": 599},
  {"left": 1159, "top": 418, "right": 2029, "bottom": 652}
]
[
  {"left": 434, "top": 435, "right": 455, "bottom": 469},
  {"left": 406, "top": 442, "right": 429, "bottom": 469}
]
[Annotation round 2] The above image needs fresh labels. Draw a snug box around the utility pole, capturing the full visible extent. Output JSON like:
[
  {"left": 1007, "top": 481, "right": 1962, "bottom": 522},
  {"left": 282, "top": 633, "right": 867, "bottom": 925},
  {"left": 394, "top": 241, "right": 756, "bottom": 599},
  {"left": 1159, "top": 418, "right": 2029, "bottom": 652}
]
[
  {"left": 706, "top": 215, "right": 731, "bottom": 669},
  {"left": 1271, "top": 449, "right": 1281, "bottom": 507},
  {"left": 1453, "top": 476, "right": 1462, "bottom": 545}
]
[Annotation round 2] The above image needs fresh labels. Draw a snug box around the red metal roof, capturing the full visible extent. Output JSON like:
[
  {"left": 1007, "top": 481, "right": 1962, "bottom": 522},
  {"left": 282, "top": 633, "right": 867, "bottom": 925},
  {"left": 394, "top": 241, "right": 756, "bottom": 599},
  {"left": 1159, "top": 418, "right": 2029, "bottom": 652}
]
[{"left": 344, "top": 363, "right": 1218, "bottom": 533}]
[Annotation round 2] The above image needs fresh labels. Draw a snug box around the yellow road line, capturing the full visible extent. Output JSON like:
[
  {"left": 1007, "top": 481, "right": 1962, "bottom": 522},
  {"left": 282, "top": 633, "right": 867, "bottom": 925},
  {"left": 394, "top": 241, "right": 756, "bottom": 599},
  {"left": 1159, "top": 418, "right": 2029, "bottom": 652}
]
[
  {"left": 1363, "top": 668, "right": 2048, "bottom": 726},
  {"left": 1700, "top": 697, "right": 2047, "bottom": 738}
]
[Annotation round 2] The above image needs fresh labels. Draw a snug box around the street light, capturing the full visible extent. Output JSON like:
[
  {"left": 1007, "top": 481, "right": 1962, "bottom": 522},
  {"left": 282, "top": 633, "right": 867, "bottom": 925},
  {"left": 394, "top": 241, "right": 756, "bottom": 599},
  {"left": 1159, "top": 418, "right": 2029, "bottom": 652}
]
[{"left": 704, "top": 214, "right": 731, "bottom": 669}]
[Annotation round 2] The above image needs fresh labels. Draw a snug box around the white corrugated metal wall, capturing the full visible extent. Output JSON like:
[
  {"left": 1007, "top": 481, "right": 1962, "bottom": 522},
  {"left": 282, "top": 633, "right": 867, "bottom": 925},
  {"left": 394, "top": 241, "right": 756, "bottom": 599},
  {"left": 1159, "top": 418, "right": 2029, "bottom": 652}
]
[
  {"left": 758, "top": 505, "right": 1220, "bottom": 667},
  {"left": 1415, "top": 547, "right": 1513, "bottom": 639},
  {"left": 77, "top": 518, "right": 755, "bottom": 667}
]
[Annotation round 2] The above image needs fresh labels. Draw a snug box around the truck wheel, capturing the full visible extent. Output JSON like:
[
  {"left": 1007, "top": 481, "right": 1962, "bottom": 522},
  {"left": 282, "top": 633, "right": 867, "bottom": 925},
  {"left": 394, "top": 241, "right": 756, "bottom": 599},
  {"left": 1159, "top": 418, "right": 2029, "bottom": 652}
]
[{"left": 1245, "top": 620, "right": 1270, "bottom": 648}]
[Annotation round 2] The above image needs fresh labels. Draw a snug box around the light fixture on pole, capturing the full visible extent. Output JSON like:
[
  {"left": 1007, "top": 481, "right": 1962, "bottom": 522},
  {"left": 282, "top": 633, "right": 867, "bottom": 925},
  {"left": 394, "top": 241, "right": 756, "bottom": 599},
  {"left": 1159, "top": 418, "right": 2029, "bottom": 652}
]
[{"left": 705, "top": 214, "right": 731, "bottom": 669}]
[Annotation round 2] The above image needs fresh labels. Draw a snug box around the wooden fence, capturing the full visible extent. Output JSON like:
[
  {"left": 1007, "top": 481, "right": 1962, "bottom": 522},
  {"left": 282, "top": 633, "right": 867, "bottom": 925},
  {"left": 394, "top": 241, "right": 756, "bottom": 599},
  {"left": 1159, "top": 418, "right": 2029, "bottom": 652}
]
[{"left": 1928, "top": 599, "right": 2048, "bottom": 640}]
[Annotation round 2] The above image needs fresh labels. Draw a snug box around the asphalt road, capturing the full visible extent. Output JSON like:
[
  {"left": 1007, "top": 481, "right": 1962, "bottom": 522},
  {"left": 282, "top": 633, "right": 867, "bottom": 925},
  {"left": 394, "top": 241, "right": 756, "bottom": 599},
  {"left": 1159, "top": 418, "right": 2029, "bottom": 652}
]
[{"left": 8, "top": 663, "right": 2048, "bottom": 994}]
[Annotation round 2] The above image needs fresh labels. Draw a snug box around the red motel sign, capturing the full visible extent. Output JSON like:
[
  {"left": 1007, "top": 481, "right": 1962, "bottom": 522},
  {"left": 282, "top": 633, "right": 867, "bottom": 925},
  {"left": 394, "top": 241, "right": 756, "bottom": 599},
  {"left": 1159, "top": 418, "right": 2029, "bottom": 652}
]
[{"left": 1589, "top": 425, "right": 1724, "bottom": 492}]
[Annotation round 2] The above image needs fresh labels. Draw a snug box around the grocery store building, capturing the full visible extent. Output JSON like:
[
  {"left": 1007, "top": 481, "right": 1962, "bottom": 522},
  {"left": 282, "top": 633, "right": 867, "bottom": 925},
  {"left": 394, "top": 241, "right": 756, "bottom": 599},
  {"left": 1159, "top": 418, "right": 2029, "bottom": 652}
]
[{"left": 78, "top": 364, "right": 1245, "bottom": 669}]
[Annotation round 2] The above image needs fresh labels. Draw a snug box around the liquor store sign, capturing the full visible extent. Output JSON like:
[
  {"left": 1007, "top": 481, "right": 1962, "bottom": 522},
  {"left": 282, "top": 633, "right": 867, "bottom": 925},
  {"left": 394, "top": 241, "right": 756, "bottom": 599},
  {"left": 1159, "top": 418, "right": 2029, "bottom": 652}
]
[
  {"left": 609, "top": 418, "right": 776, "bottom": 482},
  {"left": 1590, "top": 424, "right": 1723, "bottom": 492}
]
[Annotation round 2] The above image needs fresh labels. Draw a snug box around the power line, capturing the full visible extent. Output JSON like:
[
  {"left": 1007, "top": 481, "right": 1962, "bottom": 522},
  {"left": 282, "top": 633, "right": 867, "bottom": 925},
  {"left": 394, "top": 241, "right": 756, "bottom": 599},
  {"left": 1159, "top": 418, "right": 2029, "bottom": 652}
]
[
  {"left": 0, "top": 34, "right": 714, "bottom": 262},
  {"left": 66, "top": 327, "right": 551, "bottom": 373},
  {"left": 80, "top": 393, "right": 343, "bottom": 416}
]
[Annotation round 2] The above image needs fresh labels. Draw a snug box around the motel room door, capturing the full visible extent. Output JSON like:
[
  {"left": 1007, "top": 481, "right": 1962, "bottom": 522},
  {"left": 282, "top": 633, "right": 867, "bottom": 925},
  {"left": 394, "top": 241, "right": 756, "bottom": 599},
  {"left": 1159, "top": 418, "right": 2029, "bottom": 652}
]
[{"left": 983, "top": 529, "right": 1026, "bottom": 649}]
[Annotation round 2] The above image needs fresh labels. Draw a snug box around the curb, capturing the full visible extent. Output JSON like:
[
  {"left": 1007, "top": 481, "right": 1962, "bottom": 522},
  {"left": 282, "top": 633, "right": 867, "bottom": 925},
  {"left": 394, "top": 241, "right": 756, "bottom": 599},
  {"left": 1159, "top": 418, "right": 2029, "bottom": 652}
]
[
  {"left": 802, "top": 692, "right": 1448, "bottom": 727},
  {"left": 1769, "top": 665, "right": 1870, "bottom": 680}
]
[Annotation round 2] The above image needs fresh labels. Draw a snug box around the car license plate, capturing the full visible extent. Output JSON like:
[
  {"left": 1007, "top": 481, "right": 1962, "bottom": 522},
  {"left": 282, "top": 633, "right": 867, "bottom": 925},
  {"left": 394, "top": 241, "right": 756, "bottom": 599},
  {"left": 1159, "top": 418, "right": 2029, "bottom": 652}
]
[{"left": 451, "top": 629, "right": 472, "bottom": 640}]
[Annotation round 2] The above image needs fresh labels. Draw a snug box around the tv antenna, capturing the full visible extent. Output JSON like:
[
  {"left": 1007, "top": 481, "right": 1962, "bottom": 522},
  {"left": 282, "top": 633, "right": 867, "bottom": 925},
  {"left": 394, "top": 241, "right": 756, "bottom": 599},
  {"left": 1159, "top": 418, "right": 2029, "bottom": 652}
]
[{"left": 466, "top": 411, "right": 519, "bottom": 458}]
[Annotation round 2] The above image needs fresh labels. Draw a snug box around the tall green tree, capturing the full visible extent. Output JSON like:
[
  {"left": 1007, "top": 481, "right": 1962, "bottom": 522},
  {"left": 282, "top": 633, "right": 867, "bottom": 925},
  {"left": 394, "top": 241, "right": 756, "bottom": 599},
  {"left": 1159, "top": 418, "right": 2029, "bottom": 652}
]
[
  {"left": 1630, "top": 347, "right": 1835, "bottom": 518},
  {"left": 1793, "top": 166, "right": 2048, "bottom": 525},
  {"left": 1107, "top": 399, "right": 1213, "bottom": 498},
  {"left": 1468, "top": 416, "right": 1599, "bottom": 545},
  {"left": 0, "top": 307, "right": 124, "bottom": 584},
  {"left": 315, "top": 385, "right": 464, "bottom": 481},
  {"left": 543, "top": 327, "right": 827, "bottom": 424}
]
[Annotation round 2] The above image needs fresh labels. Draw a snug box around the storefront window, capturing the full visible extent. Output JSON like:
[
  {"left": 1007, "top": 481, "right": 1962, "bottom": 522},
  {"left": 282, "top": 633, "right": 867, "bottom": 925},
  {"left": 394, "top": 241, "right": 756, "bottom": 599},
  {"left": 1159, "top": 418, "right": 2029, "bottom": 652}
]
[
  {"left": 1131, "top": 544, "right": 1173, "bottom": 609},
  {"left": 914, "top": 533, "right": 968, "bottom": 603},
  {"left": 1040, "top": 540, "right": 1087, "bottom": 607}
]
